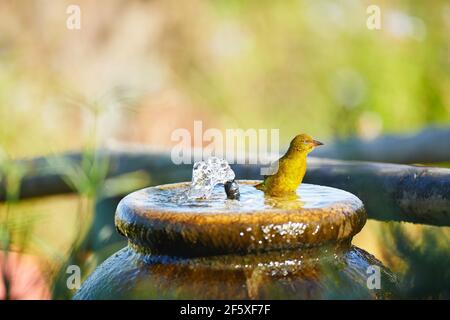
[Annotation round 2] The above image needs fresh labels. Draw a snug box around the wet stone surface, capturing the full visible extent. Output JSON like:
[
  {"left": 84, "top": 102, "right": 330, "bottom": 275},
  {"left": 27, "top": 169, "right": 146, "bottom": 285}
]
[
  {"left": 74, "top": 245, "right": 398, "bottom": 300},
  {"left": 115, "top": 181, "right": 367, "bottom": 257},
  {"left": 74, "top": 180, "right": 398, "bottom": 300}
]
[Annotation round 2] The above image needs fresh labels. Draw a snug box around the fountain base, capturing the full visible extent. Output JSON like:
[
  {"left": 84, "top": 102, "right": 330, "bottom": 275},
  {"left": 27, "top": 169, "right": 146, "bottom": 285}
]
[
  {"left": 74, "top": 244, "right": 397, "bottom": 299},
  {"left": 74, "top": 180, "right": 398, "bottom": 299}
]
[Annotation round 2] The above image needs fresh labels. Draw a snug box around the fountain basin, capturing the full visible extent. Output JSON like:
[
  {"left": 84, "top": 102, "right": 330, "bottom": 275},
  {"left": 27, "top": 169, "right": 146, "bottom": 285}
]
[
  {"left": 115, "top": 181, "right": 367, "bottom": 257},
  {"left": 74, "top": 180, "right": 398, "bottom": 299}
]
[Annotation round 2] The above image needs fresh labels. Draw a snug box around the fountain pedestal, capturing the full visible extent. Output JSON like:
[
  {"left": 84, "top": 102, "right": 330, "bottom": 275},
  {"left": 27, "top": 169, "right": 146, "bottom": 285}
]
[{"left": 74, "top": 181, "right": 397, "bottom": 299}]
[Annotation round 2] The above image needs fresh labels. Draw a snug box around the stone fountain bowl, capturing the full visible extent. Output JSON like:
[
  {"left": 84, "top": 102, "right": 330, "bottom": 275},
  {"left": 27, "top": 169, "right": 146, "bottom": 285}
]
[
  {"left": 74, "top": 180, "right": 398, "bottom": 299},
  {"left": 115, "top": 180, "right": 367, "bottom": 256}
]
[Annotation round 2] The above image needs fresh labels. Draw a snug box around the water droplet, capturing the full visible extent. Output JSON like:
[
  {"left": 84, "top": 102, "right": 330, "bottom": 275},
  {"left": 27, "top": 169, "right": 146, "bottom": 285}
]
[{"left": 186, "top": 157, "right": 235, "bottom": 199}]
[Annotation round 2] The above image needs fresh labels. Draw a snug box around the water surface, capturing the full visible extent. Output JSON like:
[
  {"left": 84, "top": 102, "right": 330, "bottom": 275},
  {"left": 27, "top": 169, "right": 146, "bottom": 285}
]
[{"left": 135, "top": 181, "right": 361, "bottom": 213}]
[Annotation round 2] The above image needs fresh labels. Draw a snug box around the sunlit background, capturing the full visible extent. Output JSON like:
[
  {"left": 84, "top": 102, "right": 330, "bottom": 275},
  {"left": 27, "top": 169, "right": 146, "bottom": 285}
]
[{"left": 0, "top": 0, "right": 449, "bottom": 299}]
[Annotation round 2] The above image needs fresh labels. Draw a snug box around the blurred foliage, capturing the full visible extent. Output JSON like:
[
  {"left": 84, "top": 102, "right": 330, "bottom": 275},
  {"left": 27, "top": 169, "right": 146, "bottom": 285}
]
[
  {"left": 381, "top": 223, "right": 450, "bottom": 299},
  {"left": 0, "top": 0, "right": 449, "bottom": 157},
  {"left": 0, "top": 0, "right": 449, "bottom": 299}
]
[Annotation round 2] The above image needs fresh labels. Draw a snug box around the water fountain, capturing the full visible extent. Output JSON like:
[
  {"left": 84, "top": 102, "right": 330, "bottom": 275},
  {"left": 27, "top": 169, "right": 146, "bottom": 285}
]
[{"left": 74, "top": 156, "right": 397, "bottom": 299}]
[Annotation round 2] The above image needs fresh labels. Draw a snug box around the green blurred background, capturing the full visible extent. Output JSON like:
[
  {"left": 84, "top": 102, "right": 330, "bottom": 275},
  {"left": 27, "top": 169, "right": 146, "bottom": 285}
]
[{"left": 0, "top": 0, "right": 449, "bottom": 299}]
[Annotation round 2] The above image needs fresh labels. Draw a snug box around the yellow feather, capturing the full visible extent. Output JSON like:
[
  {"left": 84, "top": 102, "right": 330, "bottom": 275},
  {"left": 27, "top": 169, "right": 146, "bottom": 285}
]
[{"left": 256, "top": 133, "right": 323, "bottom": 197}]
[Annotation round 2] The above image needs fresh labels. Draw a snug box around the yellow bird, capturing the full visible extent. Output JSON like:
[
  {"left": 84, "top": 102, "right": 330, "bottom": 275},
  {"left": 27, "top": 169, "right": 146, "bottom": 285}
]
[{"left": 255, "top": 133, "right": 323, "bottom": 196}]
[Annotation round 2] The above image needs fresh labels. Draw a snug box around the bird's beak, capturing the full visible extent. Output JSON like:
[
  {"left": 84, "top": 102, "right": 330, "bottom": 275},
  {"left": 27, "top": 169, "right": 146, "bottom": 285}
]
[{"left": 312, "top": 139, "right": 324, "bottom": 146}]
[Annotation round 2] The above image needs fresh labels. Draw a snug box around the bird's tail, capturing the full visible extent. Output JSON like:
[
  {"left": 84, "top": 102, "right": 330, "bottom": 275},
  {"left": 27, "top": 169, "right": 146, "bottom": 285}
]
[{"left": 255, "top": 182, "right": 265, "bottom": 191}]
